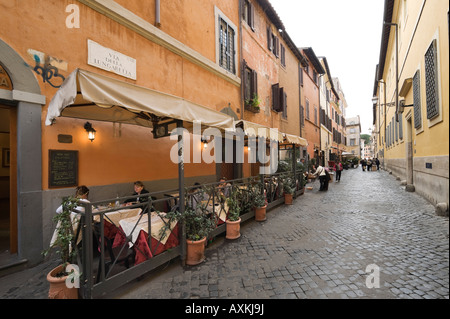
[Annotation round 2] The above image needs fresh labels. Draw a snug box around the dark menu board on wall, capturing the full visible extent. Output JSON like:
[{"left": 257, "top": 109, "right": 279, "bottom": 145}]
[{"left": 49, "top": 150, "right": 78, "bottom": 188}]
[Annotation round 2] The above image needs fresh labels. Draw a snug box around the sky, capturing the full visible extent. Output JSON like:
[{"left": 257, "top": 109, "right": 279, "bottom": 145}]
[{"left": 270, "top": 0, "right": 385, "bottom": 134}]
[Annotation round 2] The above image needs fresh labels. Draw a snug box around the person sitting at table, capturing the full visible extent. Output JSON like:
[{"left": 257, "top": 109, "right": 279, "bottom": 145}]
[
  {"left": 188, "top": 182, "right": 205, "bottom": 211},
  {"left": 56, "top": 185, "right": 90, "bottom": 214},
  {"left": 217, "top": 177, "right": 232, "bottom": 202},
  {"left": 125, "top": 181, "right": 150, "bottom": 205}
]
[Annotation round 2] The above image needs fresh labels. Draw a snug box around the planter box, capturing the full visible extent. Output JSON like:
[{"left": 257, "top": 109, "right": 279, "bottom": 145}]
[{"left": 245, "top": 104, "right": 261, "bottom": 113}]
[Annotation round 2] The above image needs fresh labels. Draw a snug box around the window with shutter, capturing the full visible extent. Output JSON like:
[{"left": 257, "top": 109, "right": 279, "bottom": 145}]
[
  {"left": 399, "top": 113, "right": 403, "bottom": 140},
  {"left": 272, "top": 83, "right": 280, "bottom": 111},
  {"left": 424, "top": 39, "right": 439, "bottom": 120},
  {"left": 281, "top": 44, "right": 286, "bottom": 67},
  {"left": 282, "top": 91, "right": 287, "bottom": 119},
  {"left": 219, "top": 17, "right": 236, "bottom": 74},
  {"left": 305, "top": 99, "right": 310, "bottom": 120},
  {"left": 413, "top": 70, "right": 422, "bottom": 129}
]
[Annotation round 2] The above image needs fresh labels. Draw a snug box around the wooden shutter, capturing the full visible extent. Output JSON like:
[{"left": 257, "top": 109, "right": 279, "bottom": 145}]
[
  {"left": 272, "top": 83, "right": 280, "bottom": 111},
  {"left": 249, "top": 2, "right": 255, "bottom": 31},
  {"left": 251, "top": 69, "right": 258, "bottom": 97},
  {"left": 274, "top": 36, "right": 279, "bottom": 57},
  {"left": 267, "top": 27, "right": 272, "bottom": 51}
]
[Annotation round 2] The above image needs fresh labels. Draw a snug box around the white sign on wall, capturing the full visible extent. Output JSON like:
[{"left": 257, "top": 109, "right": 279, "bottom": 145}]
[{"left": 87, "top": 40, "right": 136, "bottom": 80}]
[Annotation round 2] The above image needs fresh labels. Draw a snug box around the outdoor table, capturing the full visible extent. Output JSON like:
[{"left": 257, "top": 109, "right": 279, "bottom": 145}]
[
  {"left": 201, "top": 200, "right": 228, "bottom": 225},
  {"left": 112, "top": 212, "right": 179, "bottom": 265}
]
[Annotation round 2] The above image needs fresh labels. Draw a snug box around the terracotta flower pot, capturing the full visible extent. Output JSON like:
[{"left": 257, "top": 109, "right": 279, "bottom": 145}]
[
  {"left": 225, "top": 217, "right": 241, "bottom": 240},
  {"left": 284, "top": 193, "right": 293, "bottom": 205},
  {"left": 254, "top": 205, "right": 267, "bottom": 222},
  {"left": 185, "top": 237, "right": 207, "bottom": 266},
  {"left": 47, "top": 264, "right": 79, "bottom": 299}
]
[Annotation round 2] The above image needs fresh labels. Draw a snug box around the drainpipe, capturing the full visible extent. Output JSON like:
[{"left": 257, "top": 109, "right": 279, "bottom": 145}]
[
  {"left": 155, "top": 0, "right": 161, "bottom": 27},
  {"left": 239, "top": 0, "right": 244, "bottom": 121}
]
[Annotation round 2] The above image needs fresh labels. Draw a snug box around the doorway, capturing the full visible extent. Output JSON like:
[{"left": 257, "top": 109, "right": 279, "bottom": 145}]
[{"left": 0, "top": 105, "right": 17, "bottom": 255}]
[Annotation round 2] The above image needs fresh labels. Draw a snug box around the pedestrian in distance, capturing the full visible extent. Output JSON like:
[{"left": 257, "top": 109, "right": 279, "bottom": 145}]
[
  {"left": 367, "top": 158, "right": 373, "bottom": 171},
  {"left": 361, "top": 158, "right": 366, "bottom": 171},
  {"left": 335, "top": 160, "right": 343, "bottom": 182},
  {"left": 375, "top": 158, "right": 380, "bottom": 170},
  {"left": 312, "top": 164, "right": 327, "bottom": 191}
]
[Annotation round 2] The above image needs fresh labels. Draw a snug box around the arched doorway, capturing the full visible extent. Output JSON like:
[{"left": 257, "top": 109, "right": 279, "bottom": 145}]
[{"left": 0, "top": 39, "right": 45, "bottom": 266}]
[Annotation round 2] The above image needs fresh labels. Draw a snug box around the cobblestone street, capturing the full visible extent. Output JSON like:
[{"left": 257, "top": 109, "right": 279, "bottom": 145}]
[
  {"left": 110, "top": 167, "right": 449, "bottom": 299},
  {"left": 0, "top": 167, "right": 448, "bottom": 299}
]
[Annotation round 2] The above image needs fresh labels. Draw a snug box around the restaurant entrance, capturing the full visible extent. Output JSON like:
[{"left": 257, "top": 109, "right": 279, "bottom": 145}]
[{"left": 0, "top": 105, "right": 17, "bottom": 255}]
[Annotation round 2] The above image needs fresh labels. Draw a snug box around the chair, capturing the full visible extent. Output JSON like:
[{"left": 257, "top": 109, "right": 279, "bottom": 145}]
[{"left": 93, "top": 222, "right": 135, "bottom": 283}]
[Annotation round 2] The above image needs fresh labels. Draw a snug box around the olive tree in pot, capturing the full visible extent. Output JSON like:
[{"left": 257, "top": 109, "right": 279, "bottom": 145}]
[
  {"left": 283, "top": 176, "right": 295, "bottom": 205},
  {"left": 253, "top": 185, "right": 267, "bottom": 222},
  {"left": 43, "top": 196, "right": 80, "bottom": 299},
  {"left": 225, "top": 188, "right": 241, "bottom": 240},
  {"left": 163, "top": 204, "right": 215, "bottom": 266}
]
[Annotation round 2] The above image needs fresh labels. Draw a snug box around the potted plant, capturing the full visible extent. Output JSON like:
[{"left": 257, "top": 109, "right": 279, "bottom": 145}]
[
  {"left": 163, "top": 204, "right": 215, "bottom": 266},
  {"left": 225, "top": 188, "right": 241, "bottom": 240},
  {"left": 245, "top": 93, "right": 261, "bottom": 113},
  {"left": 43, "top": 196, "right": 80, "bottom": 299},
  {"left": 253, "top": 186, "right": 267, "bottom": 222},
  {"left": 283, "top": 176, "right": 295, "bottom": 205}
]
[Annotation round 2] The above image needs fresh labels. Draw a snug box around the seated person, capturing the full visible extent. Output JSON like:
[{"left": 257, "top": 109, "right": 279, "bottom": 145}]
[
  {"left": 56, "top": 185, "right": 90, "bottom": 214},
  {"left": 124, "top": 181, "right": 150, "bottom": 205},
  {"left": 218, "top": 177, "right": 232, "bottom": 201}
]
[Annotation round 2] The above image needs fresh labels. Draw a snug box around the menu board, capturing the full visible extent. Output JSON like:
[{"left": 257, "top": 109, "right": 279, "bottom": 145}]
[{"left": 49, "top": 150, "right": 78, "bottom": 188}]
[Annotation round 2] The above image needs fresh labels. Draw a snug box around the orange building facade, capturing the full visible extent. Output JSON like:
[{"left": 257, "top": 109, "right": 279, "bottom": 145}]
[{"left": 1, "top": 0, "right": 243, "bottom": 264}]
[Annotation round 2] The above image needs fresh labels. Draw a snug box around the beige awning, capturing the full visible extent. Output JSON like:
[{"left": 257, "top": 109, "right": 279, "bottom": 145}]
[
  {"left": 234, "top": 120, "right": 284, "bottom": 142},
  {"left": 45, "top": 69, "right": 235, "bottom": 131},
  {"left": 283, "top": 133, "right": 308, "bottom": 147}
]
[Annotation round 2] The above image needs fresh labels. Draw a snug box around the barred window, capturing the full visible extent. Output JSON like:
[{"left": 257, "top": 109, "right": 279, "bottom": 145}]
[
  {"left": 413, "top": 70, "right": 422, "bottom": 129},
  {"left": 399, "top": 113, "right": 403, "bottom": 140},
  {"left": 424, "top": 39, "right": 439, "bottom": 119},
  {"left": 219, "top": 17, "right": 236, "bottom": 74}
]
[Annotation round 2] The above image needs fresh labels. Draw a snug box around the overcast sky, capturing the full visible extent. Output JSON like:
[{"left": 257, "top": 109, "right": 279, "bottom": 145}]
[{"left": 270, "top": 0, "right": 385, "bottom": 134}]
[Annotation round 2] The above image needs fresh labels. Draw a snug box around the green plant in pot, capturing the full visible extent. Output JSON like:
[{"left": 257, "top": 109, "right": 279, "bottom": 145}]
[
  {"left": 253, "top": 185, "right": 267, "bottom": 222},
  {"left": 43, "top": 196, "right": 80, "bottom": 299},
  {"left": 283, "top": 176, "right": 295, "bottom": 205},
  {"left": 225, "top": 188, "right": 241, "bottom": 240},
  {"left": 163, "top": 203, "right": 215, "bottom": 265}
]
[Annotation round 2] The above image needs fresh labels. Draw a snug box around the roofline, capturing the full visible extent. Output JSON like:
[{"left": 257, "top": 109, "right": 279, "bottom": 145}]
[
  {"left": 318, "top": 56, "right": 340, "bottom": 100},
  {"left": 377, "top": 0, "right": 395, "bottom": 81},
  {"left": 300, "top": 47, "right": 326, "bottom": 74}
]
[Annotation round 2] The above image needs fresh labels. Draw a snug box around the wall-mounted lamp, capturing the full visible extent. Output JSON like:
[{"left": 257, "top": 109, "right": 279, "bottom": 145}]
[
  {"left": 84, "top": 122, "right": 96, "bottom": 142},
  {"left": 201, "top": 137, "right": 208, "bottom": 149}
]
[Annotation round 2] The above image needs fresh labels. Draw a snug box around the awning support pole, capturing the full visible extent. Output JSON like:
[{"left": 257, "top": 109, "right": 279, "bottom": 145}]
[{"left": 177, "top": 120, "right": 186, "bottom": 266}]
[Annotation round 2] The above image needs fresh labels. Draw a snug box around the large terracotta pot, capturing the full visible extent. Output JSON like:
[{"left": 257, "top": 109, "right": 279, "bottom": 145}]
[
  {"left": 185, "top": 237, "right": 207, "bottom": 266},
  {"left": 284, "top": 193, "right": 293, "bottom": 205},
  {"left": 47, "top": 264, "right": 79, "bottom": 299},
  {"left": 225, "top": 217, "right": 241, "bottom": 240},
  {"left": 254, "top": 205, "right": 267, "bottom": 222}
]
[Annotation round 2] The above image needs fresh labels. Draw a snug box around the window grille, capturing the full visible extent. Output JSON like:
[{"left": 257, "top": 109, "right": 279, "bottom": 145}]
[
  {"left": 413, "top": 70, "right": 422, "bottom": 129},
  {"left": 219, "top": 18, "right": 235, "bottom": 74},
  {"left": 424, "top": 39, "right": 439, "bottom": 120}
]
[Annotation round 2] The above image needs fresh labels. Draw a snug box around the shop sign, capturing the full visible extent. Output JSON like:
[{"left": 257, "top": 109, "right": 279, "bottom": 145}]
[
  {"left": 0, "top": 64, "right": 13, "bottom": 90},
  {"left": 88, "top": 40, "right": 136, "bottom": 80}
]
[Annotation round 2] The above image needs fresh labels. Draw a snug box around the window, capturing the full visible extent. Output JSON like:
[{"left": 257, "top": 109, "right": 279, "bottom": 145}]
[
  {"left": 242, "top": 0, "right": 255, "bottom": 31},
  {"left": 272, "top": 83, "right": 286, "bottom": 116},
  {"left": 305, "top": 99, "right": 310, "bottom": 120},
  {"left": 267, "top": 27, "right": 279, "bottom": 57},
  {"left": 280, "top": 44, "right": 286, "bottom": 67},
  {"left": 424, "top": 39, "right": 439, "bottom": 120},
  {"left": 243, "top": 61, "right": 258, "bottom": 106},
  {"left": 413, "top": 70, "right": 422, "bottom": 129},
  {"left": 218, "top": 14, "right": 236, "bottom": 74},
  {"left": 350, "top": 138, "right": 356, "bottom": 146},
  {"left": 314, "top": 107, "right": 318, "bottom": 125},
  {"left": 399, "top": 113, "right": 403, "bottom": 140}
]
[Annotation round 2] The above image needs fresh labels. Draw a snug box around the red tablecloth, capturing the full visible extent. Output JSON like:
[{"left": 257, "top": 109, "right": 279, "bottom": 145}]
[{"left": 111, "top": 215, "right": 179, "bottom": 265}]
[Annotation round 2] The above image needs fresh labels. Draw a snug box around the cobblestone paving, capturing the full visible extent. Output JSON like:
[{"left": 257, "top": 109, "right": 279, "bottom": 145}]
[
  {"left": 0, "top": 168, "right": 448, "bottom": 299},
  {"left": 110, "top": 168, "right": 449, "bottom": 299}
]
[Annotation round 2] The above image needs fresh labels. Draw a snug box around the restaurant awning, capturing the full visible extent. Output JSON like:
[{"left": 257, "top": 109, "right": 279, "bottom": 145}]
[
  {"left": 45, "top": 69, "right": 235, "bottom": 131},
  {"left": 283, "top": 133, "right": 308, "bottom": 147},
  {"left": 234, "top": 120, "right": 284, "bottom": 142}
]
